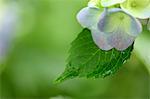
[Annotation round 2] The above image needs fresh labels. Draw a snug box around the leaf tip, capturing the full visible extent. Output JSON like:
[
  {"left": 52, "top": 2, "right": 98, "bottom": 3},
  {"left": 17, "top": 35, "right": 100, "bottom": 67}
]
[{"left": 54, "top": 69, "right": 79, "bottom": 84}]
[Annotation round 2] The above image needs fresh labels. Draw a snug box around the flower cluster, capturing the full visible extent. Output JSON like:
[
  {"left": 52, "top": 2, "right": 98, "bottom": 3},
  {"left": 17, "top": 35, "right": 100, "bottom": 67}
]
[{"left": 77, "top": 0, "right": 150, "bottom": 51}]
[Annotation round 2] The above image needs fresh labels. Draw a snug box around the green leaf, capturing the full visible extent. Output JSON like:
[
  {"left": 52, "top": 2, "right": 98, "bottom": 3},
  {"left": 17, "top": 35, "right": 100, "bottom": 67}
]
[
  {"left": 134, "top": 26, "right": 150, "bottom": 74},
  {"left": 55, "top": 28, "right": 133, "bottom": 83}
]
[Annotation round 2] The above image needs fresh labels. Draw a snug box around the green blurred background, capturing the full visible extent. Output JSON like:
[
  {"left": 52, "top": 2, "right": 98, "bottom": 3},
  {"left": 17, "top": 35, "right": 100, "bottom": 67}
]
[{"left": 0, "top": 0, "right": 149, "bottom": 99}]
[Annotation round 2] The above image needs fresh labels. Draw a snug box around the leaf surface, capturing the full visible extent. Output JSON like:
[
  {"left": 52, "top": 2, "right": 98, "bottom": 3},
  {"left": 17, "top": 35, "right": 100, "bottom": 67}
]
[{"left": 55, "top": 29, "right": 133, "bottom": 83}]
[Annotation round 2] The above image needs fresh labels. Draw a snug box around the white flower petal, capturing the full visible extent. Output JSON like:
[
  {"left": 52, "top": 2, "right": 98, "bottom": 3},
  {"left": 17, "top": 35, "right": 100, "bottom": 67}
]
[
  {"left": 98, "top": 8, "right": 142, "bottom": 37},
  {"left": 101, "top": 0, "right": 126, "bottom": 7},
  {"left": 107, "top": 29, "right": 135, "bottom": 50},
  {"left": 91, "top": 29, "right": 113, "bottom": 51},
  {"left": 88, "top": 0, "right": 101, "bottom": 8},
  {"left": 127, "top": 17, "right": 142, "bottom": 36},
  {"left": 120, "top": 0, "right": 150, "bottom": 19},
  {"left": 77, "top": 7, "right": 102, "bottom": 29}
]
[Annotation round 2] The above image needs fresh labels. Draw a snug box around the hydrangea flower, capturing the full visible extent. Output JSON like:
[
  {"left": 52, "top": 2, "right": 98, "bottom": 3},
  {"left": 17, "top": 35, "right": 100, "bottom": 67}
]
[
  {"left": 97, "top": 8, "right": 142, "bottom": 50},
  {"left": 77, "top": 0, "right": 142, "bottom": 51},
  {"left": 120, "top": 0, "right": 150, "bottom": 19}
]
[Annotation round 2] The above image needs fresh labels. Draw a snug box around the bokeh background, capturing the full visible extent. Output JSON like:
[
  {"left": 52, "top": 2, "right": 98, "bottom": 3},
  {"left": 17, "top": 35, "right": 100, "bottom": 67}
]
[{"left": 0, "top": 0, "right": 149, "bottom": 99}]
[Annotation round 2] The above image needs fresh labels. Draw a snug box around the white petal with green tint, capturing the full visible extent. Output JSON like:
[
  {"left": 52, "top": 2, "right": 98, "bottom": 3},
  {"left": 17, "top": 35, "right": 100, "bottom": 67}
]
[
  {"left": 121, "top": 0, "right": 150, "bottom": 19},
  {"left": 98, "top": 8, "right": 142, "bottom": 37},
  {"left": 101, "top": 0, "right": 126, "bottom": 7},
  {"left": 88, "top": 0, "right": 101, "bottom": 8},
  {"left": 98, "top": 8, "right": 141, "bottom": 50},
  {"left": 77, "top": 7, "right": 102, "bottom": 29}
]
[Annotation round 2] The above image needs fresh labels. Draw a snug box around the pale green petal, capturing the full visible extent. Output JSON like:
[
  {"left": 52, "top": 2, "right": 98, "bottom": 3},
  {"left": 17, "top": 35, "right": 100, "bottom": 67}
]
[
  {"left": 98, "top": 8, "right": 142, "bottom": 37},
  {"left": 88, "top": 0, "right": 101, "bottom": 8},
  {"left": 91, "top": 28, "right": 113, "bottom": 50},
  {"left": 147, "top": 19, "right": 150, "bottom": 31},
  {"left": 121, "top": 0, "right": 150, "bottom": 19},
  {"left": 77, "top": 7, "right": 102, "bottom": 29},
  {"left": 101, "top": 0, "right": 126, "bottom": 7}
]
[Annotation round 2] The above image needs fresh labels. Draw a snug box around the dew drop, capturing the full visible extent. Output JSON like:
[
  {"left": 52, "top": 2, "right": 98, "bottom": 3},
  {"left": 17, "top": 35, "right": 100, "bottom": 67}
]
[
  {"left": 123, "top": 60, "right": 127, "bottom": 64},
  {"left": 121, "top": 52, "right": 125, "bottom": 54},
  {"left": 102, "top": 70, "right": 113, "bottom": 77}
]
